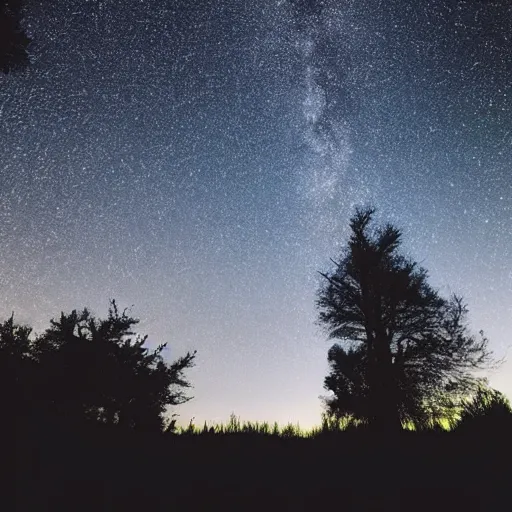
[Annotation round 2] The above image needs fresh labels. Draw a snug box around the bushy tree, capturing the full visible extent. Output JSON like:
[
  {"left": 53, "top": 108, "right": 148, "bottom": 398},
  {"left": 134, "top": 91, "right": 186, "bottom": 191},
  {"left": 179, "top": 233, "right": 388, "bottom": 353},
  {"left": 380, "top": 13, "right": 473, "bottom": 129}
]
[
  {"left": 0, "top": 0, "right": 31, "bottom": 74},
  {"left": 2, "top": 300, "right": 196, "bottom": 432},
  {"left": 33, "top": 300, "right": 196, "bottom": 431},
  {"left": 317, "top": 207, "right": 493, "bottom": 431}
]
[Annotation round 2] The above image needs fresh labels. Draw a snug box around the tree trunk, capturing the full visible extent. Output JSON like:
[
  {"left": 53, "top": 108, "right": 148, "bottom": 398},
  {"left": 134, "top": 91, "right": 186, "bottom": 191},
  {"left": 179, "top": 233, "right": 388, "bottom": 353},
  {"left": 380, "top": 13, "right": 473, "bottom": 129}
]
[{"left": 369, "top": 339, "right": 402, "bottom": 433}]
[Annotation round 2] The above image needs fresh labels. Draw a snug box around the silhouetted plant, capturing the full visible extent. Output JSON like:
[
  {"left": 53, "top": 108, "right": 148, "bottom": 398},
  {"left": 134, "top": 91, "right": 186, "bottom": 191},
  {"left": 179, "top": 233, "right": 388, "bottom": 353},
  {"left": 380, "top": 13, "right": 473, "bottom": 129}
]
[
  {"left": 0, "top": 0, "right": 31, "bottom": 73},
  {"left": 453, "top": 385, "right": 512, "bottom": 434},
  {"left": 164, "top": 416, "right": 178, "bottom": 434},
  {"left": 31, "top": 300, "right": 196, "bottom": 432},
  {"left": 318, "top": 411, "right": 364, "bottom": 435},
  {"left": 184, "top": 418, "right": 196, "bottom": 435},
  {"left": 174, "top": 416, "right": 315, "bottom": 438},
  {"left": 280, "top": 423, "right": 301, "bottom": 438},
  {"left": 0, "top": 314, "right": 34, "bottom": 423},
  {"left": 317, "top": 207, "right": 494, "bottom": 432},
  {"left": 226, "top": 412, "right": 242, "bottom": 433}
]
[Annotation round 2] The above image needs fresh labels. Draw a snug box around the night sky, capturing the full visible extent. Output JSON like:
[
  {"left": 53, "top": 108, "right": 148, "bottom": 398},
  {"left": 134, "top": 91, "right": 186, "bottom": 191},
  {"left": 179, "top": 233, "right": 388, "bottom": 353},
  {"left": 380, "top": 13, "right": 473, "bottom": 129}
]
[{"left": 1, "top": 0, "right": 511, "bottom": 428}]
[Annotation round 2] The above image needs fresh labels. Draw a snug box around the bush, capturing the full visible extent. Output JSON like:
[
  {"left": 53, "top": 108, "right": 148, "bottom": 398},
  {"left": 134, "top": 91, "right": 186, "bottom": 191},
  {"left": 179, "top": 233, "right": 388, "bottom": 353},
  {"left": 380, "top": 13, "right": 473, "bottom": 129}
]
[{"left": 453, "top": 387, "right": 512, "bottom": 434}]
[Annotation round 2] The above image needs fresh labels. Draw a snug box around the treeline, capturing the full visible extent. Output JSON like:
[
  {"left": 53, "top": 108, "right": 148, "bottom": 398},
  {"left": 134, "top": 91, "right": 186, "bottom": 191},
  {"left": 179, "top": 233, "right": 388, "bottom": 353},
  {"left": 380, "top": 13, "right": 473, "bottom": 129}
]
[
  {"left": 5, "top": 208, "right": 507, "bottom": 433},
  {"left": 5, "top": 207, "right": 512, "bottom": 436},
  {"left": 8, "top": 207, "right": 512, "bottom": 511}
]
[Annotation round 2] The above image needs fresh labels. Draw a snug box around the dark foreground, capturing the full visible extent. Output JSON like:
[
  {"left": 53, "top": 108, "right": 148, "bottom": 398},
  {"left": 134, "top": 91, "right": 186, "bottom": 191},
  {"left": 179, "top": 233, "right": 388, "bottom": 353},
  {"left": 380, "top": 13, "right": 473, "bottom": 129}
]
[{"left": 14, "top": 422, "right": 510, "bottom": 511}]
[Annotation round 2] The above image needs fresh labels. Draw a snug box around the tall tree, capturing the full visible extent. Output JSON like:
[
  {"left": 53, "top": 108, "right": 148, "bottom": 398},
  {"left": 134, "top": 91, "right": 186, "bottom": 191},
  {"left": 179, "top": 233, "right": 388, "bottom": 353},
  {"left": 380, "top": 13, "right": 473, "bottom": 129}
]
[
  {"left": 0, "top": 0, "right": 31, "bottom": 74},
  {"left": 317, "top": 207, "right": 492, "bottom": 431},
  {"left": 32, "top": 300, "right": 196, "bottom": 432}
]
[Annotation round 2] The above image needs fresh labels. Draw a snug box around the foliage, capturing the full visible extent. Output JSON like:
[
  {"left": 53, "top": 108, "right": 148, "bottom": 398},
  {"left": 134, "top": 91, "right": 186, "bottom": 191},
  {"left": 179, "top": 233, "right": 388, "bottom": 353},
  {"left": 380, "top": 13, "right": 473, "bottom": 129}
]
[
  {"left": 0, "top": 300, "right": 196, "bottom": 432},
  {"left": 453, "top": 385, "right": 512, "bottom": 433},
  {"left": 317, "top": 207, "right": 493, "bottom": 431},
  {"left": 0, "top": 0, "right": 31, "bottom": 73},
  {"left": 0, "top": 314, "right": 34, "bottom": 420}
]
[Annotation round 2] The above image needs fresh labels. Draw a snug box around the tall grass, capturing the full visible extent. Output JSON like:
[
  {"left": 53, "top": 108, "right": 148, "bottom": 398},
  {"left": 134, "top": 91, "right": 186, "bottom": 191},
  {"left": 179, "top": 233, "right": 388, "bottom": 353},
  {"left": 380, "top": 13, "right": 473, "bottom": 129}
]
[
  {"left": 166, "top": 412, "right": 464, "bottom": 437},
  {"left": 169, "top": 412, "right": 370, "bottom": 438},
  {"left": 172, "top": 413, "right": 308, "bottom": 437}
]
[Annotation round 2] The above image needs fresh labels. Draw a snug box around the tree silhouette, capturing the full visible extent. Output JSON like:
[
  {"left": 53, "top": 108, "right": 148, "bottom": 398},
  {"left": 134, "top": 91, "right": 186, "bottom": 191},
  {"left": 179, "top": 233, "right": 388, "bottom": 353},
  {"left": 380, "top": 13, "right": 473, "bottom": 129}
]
[
  {"left": 31, "top": 300, "right": 196, "bottom": 432},
  {"left": 0, "top": 314, "right": 34, "bottom": 425},
  {"left": 0, "top": 0, "right": 31, "bottom": 74},
  {"left": 317, "top": 207, "right": 492, "bottom": 431},
  {"left": 454, "top": 385, "right": 512, "bottom": 434}
]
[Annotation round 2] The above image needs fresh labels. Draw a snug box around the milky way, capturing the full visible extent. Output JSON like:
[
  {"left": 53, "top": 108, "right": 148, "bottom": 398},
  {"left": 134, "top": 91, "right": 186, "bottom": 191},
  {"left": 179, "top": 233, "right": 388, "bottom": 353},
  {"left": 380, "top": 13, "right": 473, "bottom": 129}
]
[{"left": 0, "top": 0, "right": 511, "bottom": 427}]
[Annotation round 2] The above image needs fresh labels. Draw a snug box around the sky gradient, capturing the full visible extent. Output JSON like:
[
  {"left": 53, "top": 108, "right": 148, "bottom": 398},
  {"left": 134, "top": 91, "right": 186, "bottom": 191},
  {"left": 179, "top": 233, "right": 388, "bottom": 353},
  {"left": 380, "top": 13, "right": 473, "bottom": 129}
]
[{"left": 1, "top": 0, "right": 511, "bottom": 428}]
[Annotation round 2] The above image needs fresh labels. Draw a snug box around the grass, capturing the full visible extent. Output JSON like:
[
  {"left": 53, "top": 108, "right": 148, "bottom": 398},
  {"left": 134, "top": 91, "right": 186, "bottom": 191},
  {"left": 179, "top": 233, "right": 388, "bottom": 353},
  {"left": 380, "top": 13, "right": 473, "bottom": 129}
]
[
  {"left": 173, "top": 413, "right": 306, "bottom": 437},
  {"left": 170, "top": 412, "right": 373, "bottom": 438},
  {"left": 169, "top": 412, "right": 466, "bottom": 437}
]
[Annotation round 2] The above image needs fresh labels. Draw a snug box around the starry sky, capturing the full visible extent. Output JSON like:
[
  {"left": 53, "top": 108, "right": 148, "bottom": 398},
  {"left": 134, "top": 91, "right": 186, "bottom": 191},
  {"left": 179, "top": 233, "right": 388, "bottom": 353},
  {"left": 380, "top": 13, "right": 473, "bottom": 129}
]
[{"left": 1, "top": 0, "right": 511, "bottom": 428}]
